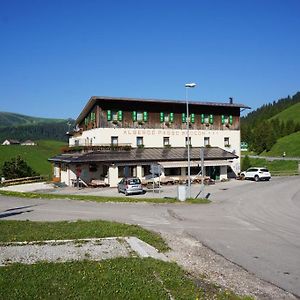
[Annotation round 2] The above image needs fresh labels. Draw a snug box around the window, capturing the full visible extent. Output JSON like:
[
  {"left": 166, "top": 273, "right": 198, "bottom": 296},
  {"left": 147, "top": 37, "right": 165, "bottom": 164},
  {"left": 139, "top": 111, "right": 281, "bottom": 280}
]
[
  {"left": 118, "top": 166, "right": 136, "bottom": 177},
  {"left": 224, "top": 137, "right": 230, "bottom": 147},
  {"left": 111, "top": 136, "right": 118, "bottom": 146},
  {"left": 160, "top": 112, "right": 174, "bottom": 123},
  {"left": 112, "top": 111, "right": 118, "bottom": 121},
  {"left": 165, "top": 168, "right": 181, "bottom": 176},
  {"left": 221, "top": 115, "right": 233, "bottom": 125},
  {"left": 137, "top": 112, "right": 143, "bottom": 122},
  {"left": 185, "top": 136, "right": 191, "bottom": 146},
  {"left": 204, "top": 137, "right": 210, "bottom": 146},
  {"left": 201, "top": 114, "right": 214, "bottom": 124},
  {"left": 137, "top": 136, "right": 144, "bottom": 146},
  {"left": 164, "top": 113, "right": 170, "bottom": 122},
  {"left": 204, "top": 115, "right": 209, "bottom": 124},
  {"left": 163, "top": 137, "right": 170, "bottom": 146},
  {"left": 133, "top": 111, "right": 148, "bottom": 122}
]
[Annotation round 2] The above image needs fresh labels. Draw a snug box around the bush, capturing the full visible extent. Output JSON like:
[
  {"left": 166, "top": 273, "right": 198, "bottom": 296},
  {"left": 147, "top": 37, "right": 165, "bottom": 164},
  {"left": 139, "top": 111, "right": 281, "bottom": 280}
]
[
  {"left": 241, "top": 155, "right": 251, "bottom": 171},
  {"left": 1, "top": 156, "right": 39, "bottom": 179}
]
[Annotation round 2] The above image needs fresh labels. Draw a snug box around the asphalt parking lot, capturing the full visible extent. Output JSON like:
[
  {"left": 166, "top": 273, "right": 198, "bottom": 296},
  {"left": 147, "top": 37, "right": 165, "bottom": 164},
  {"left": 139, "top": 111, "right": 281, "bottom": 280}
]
[{"left": 44, "top": 178, "right": 250, "bottom": 199}]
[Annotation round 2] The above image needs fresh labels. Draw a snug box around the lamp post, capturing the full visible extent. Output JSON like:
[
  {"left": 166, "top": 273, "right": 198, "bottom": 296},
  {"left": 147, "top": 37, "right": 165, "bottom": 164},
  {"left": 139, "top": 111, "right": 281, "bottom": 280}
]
[{"left": 185, "top": 82, "right": 196, "bottom": 198}]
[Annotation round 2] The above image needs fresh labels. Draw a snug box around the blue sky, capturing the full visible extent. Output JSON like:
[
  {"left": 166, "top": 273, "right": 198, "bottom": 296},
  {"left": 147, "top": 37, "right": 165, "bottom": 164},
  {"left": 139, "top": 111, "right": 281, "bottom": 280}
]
[{"left": 0, "top": 0, "right": 299, "bottom": 119}]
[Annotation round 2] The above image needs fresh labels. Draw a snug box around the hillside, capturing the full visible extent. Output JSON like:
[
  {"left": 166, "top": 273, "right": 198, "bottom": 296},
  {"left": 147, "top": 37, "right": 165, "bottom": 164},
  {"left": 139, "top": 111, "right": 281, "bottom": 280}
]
[
  {"left": 261, "top": 131, "right": 300, "bottom": 157},
  {"left": 0, "top": 140, "right": 66, "bottom": 178},
  {"left": 0, "top": 112, "right": 65, "bottom": 127},
  {"left": 270, "top": 102, "right": 300, "bottom": 123},
  {"left": 0, "top": 112, "right": 74, "bottom": 142},
  {"left": 241, "top": 91, "right": 300, "bottom": 153},
  {"left": 241, "top": 91, "right": 300, "bottom": 127}
]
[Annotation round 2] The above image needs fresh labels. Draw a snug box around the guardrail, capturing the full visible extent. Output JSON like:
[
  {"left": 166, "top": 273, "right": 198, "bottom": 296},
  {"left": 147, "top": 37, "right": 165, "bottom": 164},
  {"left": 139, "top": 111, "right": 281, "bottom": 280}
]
[{"left": 0, "top": 176, "right": 47, "bottom": 186}]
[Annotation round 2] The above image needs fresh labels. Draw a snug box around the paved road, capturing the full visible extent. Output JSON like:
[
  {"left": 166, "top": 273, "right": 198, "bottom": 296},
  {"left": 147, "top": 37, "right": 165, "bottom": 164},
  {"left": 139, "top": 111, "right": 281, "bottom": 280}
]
[{"left": 1, "top": 177, "right": 300, "bottom": 297}]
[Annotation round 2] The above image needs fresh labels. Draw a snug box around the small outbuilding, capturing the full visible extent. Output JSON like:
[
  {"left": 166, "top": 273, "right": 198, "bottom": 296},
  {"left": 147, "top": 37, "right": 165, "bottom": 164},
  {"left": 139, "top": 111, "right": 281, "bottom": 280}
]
[
  {"left": 21, "top": 140, "right": 36, "bottom": 146},
  {"left": 2, "top": 139, "right": 20, "bottom": 145}
]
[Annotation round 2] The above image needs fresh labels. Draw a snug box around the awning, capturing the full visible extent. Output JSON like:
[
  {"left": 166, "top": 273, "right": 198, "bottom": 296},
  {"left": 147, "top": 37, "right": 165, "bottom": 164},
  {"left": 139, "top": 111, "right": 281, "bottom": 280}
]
[{"left": 158, "top": 160, "right": 232, "bottom": 168}]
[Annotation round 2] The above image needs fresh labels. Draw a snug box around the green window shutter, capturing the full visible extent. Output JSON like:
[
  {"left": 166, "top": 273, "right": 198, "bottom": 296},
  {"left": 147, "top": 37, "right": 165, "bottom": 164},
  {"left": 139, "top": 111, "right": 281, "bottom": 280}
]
[
  {"left": 201, "top": 114, "right": 205, "bottom": 124},
  {"left": 118, "top": 110, "right": 123, "bottom": 121},
  {"left": 229, "top": 115, "right": 233, "bottom": 125},
  {"left": 169, "top": 112, "right": 174, "bottom": 122},
  {"left": 221, "top": 115, "right": 225, "bottom": 125},
  {"left": 132, "top": 111, "right": 137, "bottom": 121},
  {"left": 143, "top": 111, "right": 148, "bottom": 122},
  {"left": 182, "top": 113, "right": 186, "bottom": 123},
  {"left": 160, "top": 112, "right": 164, "bottom": 123},
  {"left": 209, "top": 114, "right": 214, "bottom": 124},
  {"left": 190, "top": 113, "right": 195, "bottom": 123},
  {"left": 91, "top": 112, "right": 95, "bottom": 121},
  {"left": 107, "top": 110, "right": 112, "bottom": 121},
  {"left": 84, "top": 117, "right": 88, "bottom": 125}
]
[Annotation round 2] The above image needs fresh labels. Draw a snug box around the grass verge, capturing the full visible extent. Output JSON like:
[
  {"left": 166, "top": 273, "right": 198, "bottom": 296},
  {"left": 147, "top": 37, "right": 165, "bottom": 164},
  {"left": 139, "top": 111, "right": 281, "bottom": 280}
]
[
  {"left": 0, "top": 258, "right": 252, "bottom": 300},
  {"left": 0, "top": 189, "right": 211, "bottom": 204},
  {"left": 0, "top": 220, "right": 169, "bottom": 252},
  {"left": 244, "top": 157, "right": 298, "bottom": 174}
]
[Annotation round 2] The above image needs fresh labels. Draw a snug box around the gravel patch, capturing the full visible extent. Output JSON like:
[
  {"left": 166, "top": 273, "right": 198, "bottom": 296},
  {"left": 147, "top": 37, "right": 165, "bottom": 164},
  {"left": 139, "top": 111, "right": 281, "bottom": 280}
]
[
  {"left": 162, "top": 232, "right": 298, "bottom": 300},
  {"left": 0, "top": 237, "right": 167, "bottom": 266}
]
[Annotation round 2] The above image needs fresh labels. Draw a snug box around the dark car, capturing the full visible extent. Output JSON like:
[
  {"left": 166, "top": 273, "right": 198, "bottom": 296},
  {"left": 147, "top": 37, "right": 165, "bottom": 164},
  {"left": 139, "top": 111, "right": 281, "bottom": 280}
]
[{"left": 117, "top": 177, "right": 143, "bottom": 196}]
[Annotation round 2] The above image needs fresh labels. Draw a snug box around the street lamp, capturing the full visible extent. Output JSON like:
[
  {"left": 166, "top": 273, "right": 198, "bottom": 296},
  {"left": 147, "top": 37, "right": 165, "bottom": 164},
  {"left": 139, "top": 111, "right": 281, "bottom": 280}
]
[{"left": 185, "top": 82, "right": 196, "bottom": 198}]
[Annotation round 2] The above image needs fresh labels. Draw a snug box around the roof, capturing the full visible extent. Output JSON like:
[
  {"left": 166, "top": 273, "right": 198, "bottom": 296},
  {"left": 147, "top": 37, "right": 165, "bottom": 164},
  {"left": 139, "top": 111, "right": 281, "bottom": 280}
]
[
  {"left": 22, "top": 140, "right": 35, "bottom": 143},
  {"left": 76, "top": 96, "right": 251, "bottom": 124},
  {"left": 3, "top": 139, "right": 20, "bottom": 144},
  {"left": 49, "top": 147, "right": 238, "bottom": 164}
]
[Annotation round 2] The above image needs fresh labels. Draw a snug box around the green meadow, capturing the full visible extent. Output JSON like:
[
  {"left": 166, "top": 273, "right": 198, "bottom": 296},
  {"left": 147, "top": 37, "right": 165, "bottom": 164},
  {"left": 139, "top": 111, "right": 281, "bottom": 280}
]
[
  {"left": 262, "top": 131, "right": 300, "bottom": 157},
  {"left": 0, "top": 140, "right": 66, "bottom": 178}
]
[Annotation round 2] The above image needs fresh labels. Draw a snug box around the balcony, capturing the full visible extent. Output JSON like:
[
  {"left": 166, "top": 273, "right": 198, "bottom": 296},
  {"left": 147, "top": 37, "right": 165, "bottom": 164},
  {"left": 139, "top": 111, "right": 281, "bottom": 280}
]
[{"left": 62, "top": 143, "right": 132, "bottom": 153}]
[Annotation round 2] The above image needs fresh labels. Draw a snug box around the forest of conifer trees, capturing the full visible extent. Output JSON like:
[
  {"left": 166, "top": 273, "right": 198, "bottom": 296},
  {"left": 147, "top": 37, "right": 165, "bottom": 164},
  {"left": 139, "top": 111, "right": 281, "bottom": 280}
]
[{"left": 241, "top": 92, "right": 300, "bottom": 153}]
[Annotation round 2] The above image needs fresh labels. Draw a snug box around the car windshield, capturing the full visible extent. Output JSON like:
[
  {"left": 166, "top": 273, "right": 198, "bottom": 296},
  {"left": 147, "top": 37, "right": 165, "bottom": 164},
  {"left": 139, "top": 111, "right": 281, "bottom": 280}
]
[{"left": 128, "top": 178, "right": 141, "bottom": 185}]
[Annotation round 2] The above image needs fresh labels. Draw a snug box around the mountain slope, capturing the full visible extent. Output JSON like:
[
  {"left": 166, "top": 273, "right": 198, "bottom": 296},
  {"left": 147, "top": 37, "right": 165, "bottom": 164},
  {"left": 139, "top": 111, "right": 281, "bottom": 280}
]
[
  {"left": 262, "top": 131, "right": 300, "bottom": 157},
  {"left": 0, "top": 112, "right": 65, "bottom": 127},
  {"left": 0, "top": 112, "right": 74, "bottom": 142},
  {"left": 270, "top": 102, "right": 300, "bottom": 123},
  {"left": 241, "top": 91, "right": 300, "bottom": 126},
  {"left": 0, "top": 140, "right": 66, "bottom": 177}
]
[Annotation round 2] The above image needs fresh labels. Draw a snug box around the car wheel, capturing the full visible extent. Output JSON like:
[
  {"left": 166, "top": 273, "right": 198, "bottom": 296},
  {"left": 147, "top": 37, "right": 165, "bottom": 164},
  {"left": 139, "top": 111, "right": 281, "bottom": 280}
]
[
  {"left": 118, "top": 188, "right": 121, "bottom": 193},
  {"left": 254, "top": 175, "right": 259, "bottom": 182},
  {"left": 125, "top": 191, "right": 129, "bottom": 196}
]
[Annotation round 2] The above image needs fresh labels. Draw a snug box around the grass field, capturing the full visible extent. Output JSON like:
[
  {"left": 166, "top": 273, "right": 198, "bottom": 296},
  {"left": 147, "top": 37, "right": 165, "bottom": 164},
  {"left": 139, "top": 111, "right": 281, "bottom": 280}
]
[
  {"left": 0, "top": 220, "right": 251, "bottom": 300},
  {"left": 0, "top": 140, "right": 66, "bottom": 178},
  {"left": 0, "top": 220, "right": 168, "bottom": 251},
  {"left": 261, "top": 131, "right": 300, "bottom": 157},
  {"left": 0, "top": 190, "right": 211, "bottom": 204},
  {"left": 243, "top": 157, "right": 298, "bottom": 174},
  {"left": 0, "top": 258, "right": 251, "bottom": 300},
  {"left": 270, "top": 102, "right": 300, "bottom": 123}
]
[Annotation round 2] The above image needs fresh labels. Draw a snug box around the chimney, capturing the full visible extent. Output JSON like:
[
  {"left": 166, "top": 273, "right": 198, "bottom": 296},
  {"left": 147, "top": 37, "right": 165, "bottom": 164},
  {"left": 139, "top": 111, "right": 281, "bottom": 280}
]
[{"left": 229, "top": 97, "right": 233, "bottom": 104}]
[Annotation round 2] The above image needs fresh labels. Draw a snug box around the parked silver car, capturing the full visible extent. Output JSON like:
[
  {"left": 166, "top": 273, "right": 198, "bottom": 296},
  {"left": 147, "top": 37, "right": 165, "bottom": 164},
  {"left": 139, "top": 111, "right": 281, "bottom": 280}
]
[
  {"left": 240, "top": 167, "right": 271, "bottom": 182},
  {"left": 117, "top": 177, "right": 143, "bottom": 196}
]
